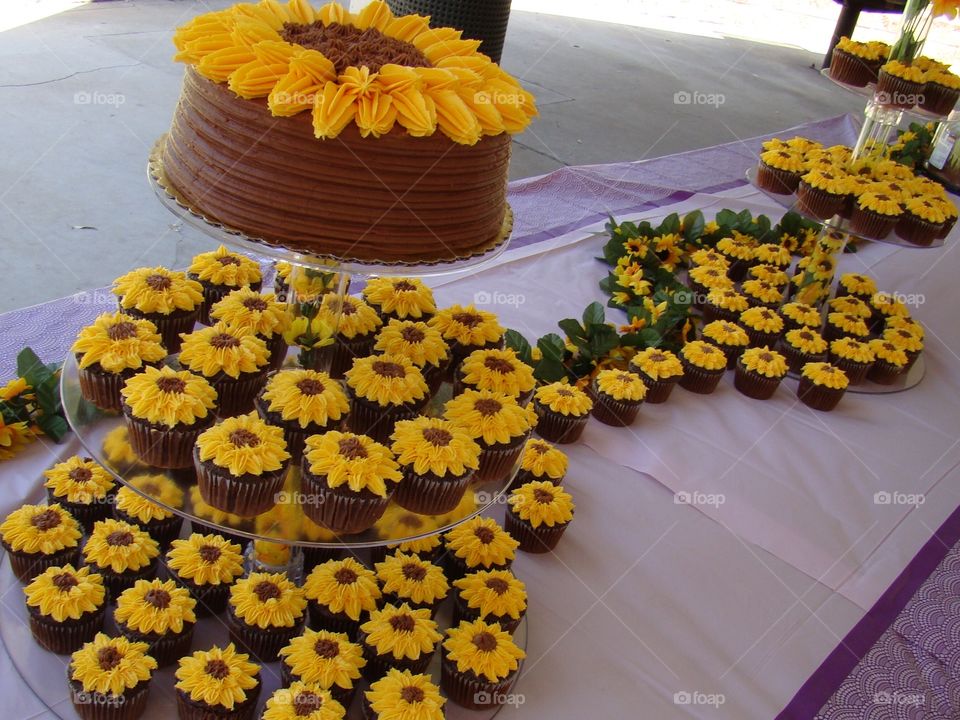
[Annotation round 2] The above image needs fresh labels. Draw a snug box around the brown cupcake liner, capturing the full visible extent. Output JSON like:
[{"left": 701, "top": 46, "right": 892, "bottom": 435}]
[
  {"left": 476, "top": 435, "right": 527, "bottom": 484},
  {"left": 194, "top": 451, "right": 287, "bottom": 518},
  {"left": 867, "top": 359, "right": 907, "bottom": 385},
  {"left": 89, "top": 559, "right": 159, "bottom": 603},
  {"left": 210, "top": 370, "right": 268, "bottom": 418},
  {"left": 168, "top": 570, "right": 233, "bottom": 617},
  {"left": 896, "top": 212, "right": 942, "bottom": 247},
  {"left": 937, "top": 215, "right": 956, "bottom": 239},
  {"left": 702, "top": 303, "right": 741, "bottom": 324},
  {"left": 392, "top": 466, "right": 473, "bottom": 515},
  {"left": 227, "top": 605, "right": 303, "bottom": 663},
  {"left": 299, "top": 468, "right": 392, "bottom": 535},
  {"left": 532, "top": 402, "right": 588, "bottom": 445},
  {"left": 504, "top": 508, "right": 569, "bottom": 554},
  {"left": 348, "top": 392, "right": 424, "bottom": 445},
  {"left": 78, "top": 363, "right": 138, "bottom": 414},
  {"left": 876, "top": 71, "right": 924, "bottom": 109},
  {"left": 828, "top": 48, "right": 873, "bottom": 87},
  {"left": 920, "top": 81, "right": 960, "bottom": 116},
  {"left": 755, "top": 162, "right": 801, "bottom": 195},
  {"left": 780, "top": 344, "right": 827, "bottom": 374},
  {"left": 47, "top": 490, "right": 113, "bottom": 534},
  {"left": 850, "top": 206, "right": 899, "bottom": 240},
  {"left": 322, "top": 333, "right": 377, "bottom": 379},
  {"left": 69, "top": 675, "right": 151, "bottom": 720},
  {"left": 5, "top": 543, "right": 81, "bottom": 583},
  {"left": 113, "top": 507, "right": 184, "bottom": 553},
  {"left": 440, "top": 653, "right": 519, "bottom": 710},
  {"left": 508, "top": 469, "right": 563, "bottom": 492},
  {"left": 677, "top": 362, "right": 725, "bottom": 395},
  {"left": 634, "top": 371, "right": 679, "bottom": 404},
  {"left": 122, "top": 306, "right": 197, "bottom": 356},
  {"left": 124, "top": 410, "right": 213, "bottom": 470},
  {"left": 796, "top": 183, "right": 845, "bottom": 221},
  {"left": 280, "top": 660, "right": 356, "bottom": 706},
  {"left": 452, "top": 591, "right": 523, "bottom": 635},
  {"left": 307, "top": 601, "right": 362, "bottom": 639},
  {"left": 588, "top": 387, "right": 642, "bottom": 427},
  {"left": 176, "top": 681, "right": 261, "bottom": 720},
  {"left": 744, "top": 327, "right": 782, "bottom": 349},
  {"left": 828, "top": 354, "right": 872, "bottom": 385},
  {"left": 28, "top": 603, "right": 105, "bottom": 654},
  {"left": 116, "top": 619, "right": 194, "bottom": 668},
  {"left": 359, "top": 632, "right": 434, "bottom": 683},
  {"left": 797, "top": 376, "right": 845, "bottom": 412},
  {"left": 264, "top": 333, "right": 289, "bottom": 372},
  {"left": 733, "top": 365, "right": 783, "bottom": 400},
  {"left": 255, "top": 393, "right": 343, "bottom": 465}
]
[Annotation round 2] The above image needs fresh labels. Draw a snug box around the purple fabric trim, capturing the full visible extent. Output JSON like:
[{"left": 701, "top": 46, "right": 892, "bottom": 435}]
[{"left": 777, "top": 501, "right": 960, "bottom": 719}]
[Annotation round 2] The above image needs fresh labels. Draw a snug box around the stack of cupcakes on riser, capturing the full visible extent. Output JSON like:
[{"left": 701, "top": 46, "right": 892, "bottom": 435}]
[{"left": 187, "top": 245, "right": 263, "bottom": 326}]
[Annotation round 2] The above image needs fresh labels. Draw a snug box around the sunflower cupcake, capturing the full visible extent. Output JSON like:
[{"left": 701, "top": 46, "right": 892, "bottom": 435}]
[
  {"left": 734, "top": 347, "right": 788, "bottom": 400},
  {"left": 780, "top": 328, "right": 829, "bottom": 373},
  {"left": 701, "top": 321, "right": 750, "bottom": 369},
  {"left": 867, "top": 339, "right": 910, "bottom": 384},
  {"left": 756, "top": 147, "right": 805, "bottom": 195},
  {"left": 898, "top": 196, "right": 947, "bottom": 246},
  {"left": 262, "top": 683, "right": 346, "bottom": 720},
  {"left": 828, "top": 337, "right": 875, "bottom": 385},
  {"left": 82, "top": 518, "right": 159, "bottom": 601},
  {"left": 25, "top": 564, "right": 106, "bottom": 654},
  {"left": 301, "top": 431, "right": 402, "bottom": 533},
  {"left": 828, "top": 295, "right": 872, "bottom": 319},
  {"left": 44, "top": 456, "right": 115, "bottom": 532},
  {"left": 373, "top": 319, "right": 450, "bottom": 397},
  {"left": 779, "top": 301, "right": 821, "bottom": 333},
  {"left": 883, "top": 326, "right": 924, "bottom": 370},
  {"left": 703, "top": 287, "right": 750, "bottom": 324},
  {"left": 678, "top": 340, "right": 727, "bottom": 395},
  {"left": 441, "top": 619, "right": 525, "bottom": 710},
  {"left": 824, "top": 311, "right": 870, "bottom": 342},
  {"left": 850, "top": 187, "right": 903, "bottom": 240},
  {"left": 194, "top": 412, "right": 291, "bottom": 517},
  {"left": 313, "top": 294, "right": 383, "bottom": 378},
  {"left": 305, "top": 557, "right": 382, "bottom": 638},
  {"left": 68, "top": 633, "right": 157, "bottom": 720},
  {"left": 187, "top": 245, "right": 263, "bottom": 325},
  {"left": 113, "top": 266, "right": 203, "bottom": 354},
  {"left": 362, "top": 277, "right": 437, "bottom": 322},
  {"left": 741, "top": 279, "right": 784, "bottom": 310},
  {"left": 753, "top": 244, "right": 793, "bottom": 271},
  {"left": 72, "top": 312, "right": 167, "bottom": 412},
  {"left": 455, "top": 347, "right": 536, "bottom": 403},
  {"left": 452, "top": 569, "right": 526, "bottom": 635},
  {"left": 358, "top": 603, "right": 442, "bottom": 682},
  {"left": 166, "top": 533, "right": 244, "bottom": 616},
  {"left": 210, "top": 288, "right": 291, "bottom": 371},
  {"left": 375, "top": 551, "right": 449, "bottom": 616},
  {"left": 429, "top": 305, "right": 505, "bottom": 371},
  {"left": 869, "top": 291, "right": 910, "bottom": 331},
  {"left": 589, "top": 369, "right": 647, "bottom": 426},
  {"left": 796, "top": 168, "right": 850, "bottom": 220},
  {"left": 278, "top": 630, "right": 365, "bottom": 707},
  {"left": 113, "top": 578, "right": 196, "bottom": 667},
  {"left": 739, "top": 306, "right": 785, "bottom": 348},
  {"left": 797, "top": 362, "right": 849, "bottom": 411},
  {"left": 876, "top": 60, "right": 925, "bottom": 110},
  {"left": 344, "top": 353, "right": 429, "bottom": 444},
  {"left": 687, "top": 264, "right": 734, "bottom": 302},
  {"left": 113, "top": 475, "right": 185, "bottom": 551},
  {"left": 443, "top": 517, "right": 518, "bottom": 581},
  {"left": 506, "top": 480, "right": 574, "bottom": 553},
  {"left": 175, "top": 644, "right": 261, "bottom": 720},
  {"left": 512, "top": 438, "right": 567, "bottom": 488},
  {"left": 828, "top": 37, "right": 876, "bottom": 86},
  {"left": 531, "top": 381, "right": 591, "bottom": 444},
  {"left": 227, "top": 572, "right": 306, "bottom": 662},
  {"left": 256, "top": 368, "right": 349, "bottom": 463},
  {"left": 715, "top": 234, "right": 757, "bottom": 281},
  {"left": 629, "top": 347, "right": 684, "bottom": 403},
  {"left": 364, "top": 669, "right": 445, "bottom": 720},
  {"left": 1, "top": 503, "right": 82, "bottom": 583},
  {"left": 179, "top": 322, "right": 271, "bottom": 417}
]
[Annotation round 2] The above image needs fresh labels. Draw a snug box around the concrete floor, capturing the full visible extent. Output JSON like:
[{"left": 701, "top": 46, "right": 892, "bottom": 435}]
[{"left": 0, "top": 0, "right": 867, "bottom": 311}]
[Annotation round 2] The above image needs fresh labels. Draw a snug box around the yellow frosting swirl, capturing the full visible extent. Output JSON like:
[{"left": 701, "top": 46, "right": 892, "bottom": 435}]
[
  {"left": 210, "top": 288, "right": 291, "bottom": 338},
  {"left": 533, "top": 382, "right": 592, "bottom": 417},
  {"left": 688, "top": 264, "right": 734, "bottom": 290},
  {"left": 362, "top": 277, "right": 437, "bottom": 319},
  {"left": 359, "top": 603, "right": 441, "bottom": 660},
  {"left": 760, "top": 148, "right": 806, "bottom": 173},
  {"left": 304, "top": 431, "right": 402, "bottom": 496},
  {"left": 785, "top": 328, "right": 828, "bottom": 355},
  {"left": 278, "top": 629, "right": 365, "bottom": 689},
  {"left": 317, "top": 294, "right": 382, "bottom": 340},
  {"left": 72, "top": 312, "right": 167, "bottom": 373},
  {"left": 70, "top": 633, "right": 157, "bottom": 696},
  {"left": 303, "top": 557, "right": 381, "bottom": 620},
  {"left": 927, "top": 69, "right": 960, "bottom": 90},
  {"left": 44, "top": 457, "right": 115, "bottom": 505},
  {"left": 830, "top": 337, "right": 875, "bottom": 363},
  {"left": 102, "top": 426, "right": 140, "bottom": 469},
  {"left": 113, "top": 267, "right": 204, "bottom": 316},
  {"left": 390, "top": 416, "right": 480, "bottom": 477},
  {"left": 702, "top": 321, "right": 749, "bottom": 347},
  {"left": 196, "top": 412, "right": 291, "bottom": 477},
  {"left": 827, "top": 312, "right": 870, "bottom": 337},
  {"left": 366, "top": 669, "right": 445, "bottom": 720},
  {"left": 0, "top": 503, "right": 81, "bottom": 554},
  {"left": 680, "top": 340, "right": 727, "bottom": 371},
  {"left": 883, "top": 327, "right": 924, "bottom": 353},
  {"left": 175, "top": 644, "right": 260, "bottom": 710},
  {"left": 870, "top": 292, "right": 910, "bottom": 319},
  {"left": 188, "top": 245, "right": 262, "bottom": 288},
  {"left": 459, "top": 348, "right": 536, "bottom": 397},
  {"left": 594, "top": 369, "right": 647, "bottom": 401},
  {"left": 83, "top": 519, "right": 159, "bottom": 573},
  {"left": 262, "top": 683, "right": 345, "bottom": 720},
  {"left": 839, "top": 273, "right": 878, "bottom": 297},
  {"left": 121, "top": 366, "right": 217, "bottom": 427},
  {"left": 374, "top": 320, "right": 449, "bottom": 368},
  {"left": 801, "top": 168, "right": 851, "bottom": 194},
  {"left": 750, "top": 265, "right": 789, "bottom": 287},
  {"left": 179, "top": 322, "right": 270, "bottom": 379},
  {"left": 454, "top": 569, "right": 526, "bottom": 619},
  {"left": 260, "top": 369, "right": 349, "bottom": 428},
  {"left": 509, "top": 480, "right": 574, "bottom": 528},
  {"left": 429, "top": 305, "right": 504, "bottom": 347},
  {"left": 375, "top": 552, "right": 449, "bottom": 605},
  {"left": 881, "top": 60, "right": 925, "bottom": 83},
  {"left": 739, "top": 307, "right": 784, "bottom": 333},
  {"left": 24, "top": 564, "right": 105, "bottom": 622},
  {"left": 442, "top": 619, "right": 525, "bottom": 682},
  {"left": 716, "top": 235, "right": 757, "bottom": 261},
  {"left": 741, "top": 279, "right": 784, "bottom": 305},
  {"left": 688, "top": 249, "right": 730, "bottom": 269},
  {"left": 801, "top": 362, "right": 849, "bottom": 390},
  {"left": 444, "top": 517, "right": 517, "bottom": 569},
  {"left": 630, "top": 348, "right": 684, "bottom": 380},
  {"left": 857, "top": 189, "right": 903, "bottom": 217},
  {"left": 345, "top": 353, "right": 428, "bottom": 407},
  {"left": 705, "top": 289, "right": 749, "bottom": 313},
  {"left": 739, "top": 347, "right": 788, "bottom": 379},
  {"left": 828, "top": 296, "right": 872, "bottom": 318},
  {"left": 869, "top": 339, "right": 909, "bottom": 367},
  {"left": 114, "top": 578, "right": 197, "bottom": 635},
  {"left": 167, "top": 533, "right": 245, "bottom": 586},
  {"left": 230, "top": 571, "right": 306, "bottom": 629},
  {"left": 519, "top": 439, "right": 567, "bottom": 480},
  {"left": 904, "top": 197, "right": 948, "bottom": 223},
  {"left": 444, "top": 389, "right": 538, "bottom": 445},
  {"left": 753, "top": 244, "right": 792, "bottom": 267},
  {"left": 780, "top": 302, "right": 821, "bottom": 328},
  {"left": 115, "top": 475, "right": 182, "bottom": 522}
]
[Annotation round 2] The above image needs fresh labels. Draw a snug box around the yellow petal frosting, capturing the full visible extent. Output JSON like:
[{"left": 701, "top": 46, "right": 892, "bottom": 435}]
[
  {"left": 260, "top": 369, "right": 349, "bottom": 428},
  {"left": 179, "top": 322, "right": 270, "bottom": 379},
  {"left": 374, "top": 319, "right": 449, "bottom": 368},
  {"left": 801, "top": 362, "right": 849, "bottom": 390},
  {"left": 70, "top": 633, "right": 157, "bottom": 696},
  {"left": 0, "top": 503, "right": 81, "bottom": 554},
  {"left": 24, "top": 564, "right": 105, "bottom": 622},
  {"left": 113, "top": 267, "right": 204, "bottom": 316},
  {"left": 594, "top": 369, "right": 647, "bottom": 401},
  {"left": 827, "top": 296, "right": 872, "bottom": 318},
  {"left": 780, "top": 302, "right": 821, "bottom": 328},
  {"left": 830, "top": 337, "right": 875, "bottom": 363},
  {"left": 785, "top": 328, "right": 828, "bottom": 355},
  {"left": 519, "top": 439, "right": 567, "bottom": 480},
  {"left": 508, "top": 480, "right": 574, "bottom": 528},
  {"left": 114, "top": 578, "right": 197, "bottom": 635},
  {"left": 365, "top": 669, "right": 445, "bottom": 720},
  {"left": 304, "top": 431, "right": 402, "bottom": 496},
  {"left": 317, "top": 293, "right": 382, "bottom": 340},
  {"left": 681, "top": 340, "right": 727, "bottom": 371},
  {"left": 230, "top": 571, "right": 306, "bottom": 629},
  {"left": 390, "top": 416, "right": 480, "bottom": 477},
  {"left": 459, "top": 348, "right": 535, "bottom": 397},
  {"left": 453, "top": 569, "right": 526, "bottom": 620},
  {"left": 739, "top": 307, "right": 784, "bottom": 334},
  {"left": 444, "top": 389, "right": 537, "bottom": 445},
  {"left": 375, "top": 552, "right": 449, "bottom": 605},
  {"left": 121, "top": 365, "right": 217, "bottom": 427},
  {"left": 167, "top": 533, "right": 245, "bottom": 586},
  {"left": 362, "top": 277, "right": 437, "bottom": 319},
  {"left": 738, "top": 346, "right": 789, "bottom": 379},
  {"left": 303, "top": 557, "right": 381, "bottom": 621},
  {"left": 429, "top": 305, "right": 504, "bottom": 347},
  {"left": 630, "top": 348, "right": 684, "bottom": 380},
  {"left": 83, "top": 519, "right": 159, "bottom": 573},
  {"left": 869, "top": 339, "right": 910, "bottom": 367},
  {"left": 175, "top": 643, "right": 260, "bottom": 710},
  {"left": 262, "top": 682, "right": 346, "bottom": 720},
  {"left": 533, "top": 382, "right": 592, "bottom": 417},
  {"left": 442, "top": 619, "right": 524, "bottom": 682},
  {"left": 44, "top": 456, "right": 115, "bottom": 505},
  {"left": 196, "top": 412, "right": 291, "bottom": 477},
  {"left": 444, "top": 517, "right": 517, "bottom": 569},
  {"left": 210, "top": 288, "right": 291, "bottom": 339},
  {"left": 278, "top": 629, "right": 365, "bottom": 689},
  {"left": 345, "top": 353, "right": 428, "bottom": 407},
  {"left": 359, "top": 603, "right": 441, "bottom": 660},
  {"left": 702, "top": 321, "right": 749, "bottom": 348},
  {"left": 72, "top": 312, "right": 167, "bottom": 373},
  {"left": 115, "top": 474, "right": 183, "bottom": 522},
  {"left": 883, "top": 327, "right": 924, "bottom": 353}
]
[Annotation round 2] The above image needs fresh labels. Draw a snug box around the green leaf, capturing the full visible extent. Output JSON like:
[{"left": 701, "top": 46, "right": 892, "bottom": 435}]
[
  {"left": 658, "top": 213, "right": 681, "bottom": 235},
  {"left": 36, "top": 414, "right": 69, "bottom": 443},
  {"left": 602, "top": 235, "right": 627, "bottom": 266},
  {"left": 504, "top": 329, "right": 533, "bottom": 366},
  {"left": 682, "top": 210, "right": 705, "bottom": 242},
  {"left": 558, "top": 319, "right": 585, "bottom": 343},
  {"left": 716, "top": 209, "right": 738, "bottom": 228},
  {"left": 582, "top": 302, "right": 605, "bottom": 327},
  {"left": 534, "top": 334, "right": 568, "bottom": 383}
]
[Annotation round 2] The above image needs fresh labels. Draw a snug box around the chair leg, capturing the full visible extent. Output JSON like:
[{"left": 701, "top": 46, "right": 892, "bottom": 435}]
[{"left": 823, "top": 2, "right": 862, "bottom": 69}]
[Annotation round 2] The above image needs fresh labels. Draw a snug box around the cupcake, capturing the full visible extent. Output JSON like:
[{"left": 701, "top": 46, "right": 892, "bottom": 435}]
[
  {"left": 188, "top": 486, "right": 252, "bottom": 549},
  {"left": 885, "top": 315, "right": 924, "bottom": 339},
  {"left": 68, "top": 633, "right": 157, "bottom": 720},
  {"left": 278, "top": 630, "right": 365, "bottom": 707},
  {"left": 443, "top": 517, "right": 518, "bottom": 581},
  {"left": 262, "top": 683, "right": 346, "bottom": 720},
  {"left": 187, "top": 245, "right": 263, "bottom": 325},
  {"left": 876, "top": 60, "right": 925, "bottom": 109},
  {"left": 256, "top": 369, "right": 349, "bottom": 463},
  {"left": 71, "top": 312, "right": 166, "bottom": 412},
  {"left": 166, "top": 533, "right": 245, "bottom": 616},
  {"left": 112, "top": 266, "right": 203, "bottom": 354},
  {"left": 629, "top": 347, "right": 684, "bottom": 403},
  {"left": 753, "top": 244, "right": 793, "bottom": 271},
  {"left": 829, "top": 337, "right": 876, "bottom": 385},
  {"left": 589, "top": 369, "right": 646, "bottom": 426},
  {"left": 441, "top": 619, "right": 525, "bottom": 710},
  {"left": 452, "top": 569, "right": 526, "bottom": 634},
  {"left": 113, "top": 475, "right": 185, "bottom": 551},
  {"left": 687, "top": 264, "right": 734, "bottom": 303},
  {"left": 677, "top": 340, "right": 727, "bottom": 395},
  {"left": 179, "top": 322, "right": 271, "bottom": 417},
  {"left": 797, "top": 362, "right": 849, "bottom": 411},
  {"left": 829, "top": 37, "right": 878, "bottom": 86},
  {"left": 779, "top": 302, "right": 822, "bottom": 333},
  {"left": 867, "top": 339, "right": 910, "bottom": 384},
  {"left": 227, "top": 572, "right": 306, "bottom": 662},
  {"left": 733, "top": 347, "right": 788, "bottom": 399},
  {"left": 44, "top": 456, "right": 116, "bottom": 532},
  {"left": 304, "top": 557, "right": 382, "bottom": 638},
  {"left": 701, "top": 321, "right": 750, "bottom": 368},
  {"left": 739, "top": 306, "right": 785, "bottom": 348},
  {"left": 883, "top": 327, "right": 924, "bottom": 370},
  {"left": 741, "top": 279, "right": 785, "bottom": 310},
  {"left": 703, "top": 288, "right": 750, "bottom": 323},
  {"left": 390, "top": 417, "right": 480, "bottom": 514},
  {"left": 373, "top": 319, "right": 450, "bottom": 397},
  {"left": 344, "top": 353, "right": 429, "bottom": 444},
  {"left": 780, "top": 328, "right": 829, "bottom": 373},
  {"left": 194, "top": 412, "right": 291, "bottom": 517},
  {"left": 82, "top": 518, "right": 159, "bottom": 601},
  {"left": 316, "top": 294, "right": 383, "bottom": 379},
  {"left": 506, "top": 480, "right": 574, "bottom": 553},
  {"left": 24, "top": 564, "right": 106, "bottom": 654},
  {"left": 827, "top": 295, "right": 872, "bottom": 319},
  {"left": 114, "top": 578, "right": 196, "bottom": 667},
  {"left": 850, "top": 187, "right": 903, "bottom": 240},
  {"left": 210, "top": 288, "right": 291, "bottom": 371},
  {"left": 824, "top": 312, "right": 870, "bottom": 342},
  {"left": 455, "top": 347, "right": 536, "bottom": 403},
  {"left": 715, "top": 234, "right": 757, "bottom": 281},
  {"left": 121, "top": 366, "right": 217, "bottom": 469},
  {"left": 512, "top": 438, "right": 568, "bottom": 488},
  {"left": 898, "top": 197, "right": 947, "bottom": 246},
  {"left": 796, "top": 168, "right": 850, "bottom": 220},
  {"left": 933, "top": 196, "right": 959, "bottom": 239},
  {"left": 1, "top": 503, "right": 82, "bottom": 583},
  {"left": 358, "top": 603, "right": 442, "bottom": 682},
  {"left": 756, "top": 148, "right": 806, "bottom": 195},
  {"left": 429, "top": 305, "right": 505, "bottom": 371},
  {"left": 689, "top": 248, "right": 730, "bottom": 270},
  {"left": 301, "top": 431, "right": 401, "bottom": 534},
  {"left": 364, "top": 669, "right": 445, "bottom": 720},
  {"left": 362, "top": 277, "right": 437, "bottom": 322},
  {"left": 175, "top": 644, "right": 261, "bottom": 720},
  {"left": 375, "top": 551, "right": 449, "bottom": 616},
  {"left": 869, "top": 291, "right": 910, "bottom": 331},
  {"left": 531, "top": 381, "right": 592, "bottom": 444},
  {"left": 444, "top": 389, "right": 535, "bottom": 483}
]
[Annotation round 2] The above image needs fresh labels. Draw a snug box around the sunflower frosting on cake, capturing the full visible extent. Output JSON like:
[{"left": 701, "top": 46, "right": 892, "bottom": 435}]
[
  {"left": 175, "top": 644, "right": 260, "bottom": 710},
  {"left": 189, "top": 246, "right": 263, "bottom": 289},
  {"left": 375, "top": 552, "right": 449, "bottom": 606},
  {"left": 262, "top": 682, "right": 345, "bottom": 720},
  {"left": 115, "top": 578, "right": 197, "bottom": 635},
  {"left": 359, "top": 603, "right": 442, "bottom": 660},
  {"left": 454, "top": 569, "right": 526, "bottom": 620},
  {"left": 121, "top": 366, "right": 218, "bottom": 427},
  {"left": 259, "top": 369, "right": 349, "bottom": 428},
  {"left": 345, "top": 354, "right": 428, "bottom": 407},
  {"left": 533, "top": 382, "right": 592, "bottom": 417},
  {"left": 25, "top": 564, "right": 105, "bottom": 622},
  {"left": 278, "top": 629, "right": 366, "bottom": 689},
  {"left": 0, "top": 503, "right": 82, "bottom": 555},
  {"left": 304, "top": 557, "right": 381, "bottom": 620},
  {"left": 179, "top": 322, "right": 270, "bottom": 378},
  {"left": 458, "top": 348, "right": 536, "bottom": 398},
  {"left": 443, "top": 619, "right": 524, "bottom": 682},
  {"left": 113, "top": 267, "right": 204, "bottom": 316},
  {"left": 363, "top": 277, "right": 437, "bottom": 320},
  {"left": 44, "top": 457, "right": 115, "bottom": 505},
  {"left": 167, "top": 533, "right": 245, "bottom": 586},
  {"left": 196, "top": 412, "right": 291, "bottom": 477},
  {"left": 210, "top": 288, "right": 291, "bottom": 338},
  {"left": 508, "top": 481, "right": 574, "bottom": 528},
  {"left": 70, "top": 632, "right": 157, "bottom": 696},
  {"left": 83, "top": 519, "right": 159, "bottom": 573},
  {"left": 444, "top": 389, "right": 538, "bottom": 445},
  {"left": 429, "top": 306, "right": 504, "bottom": 348},
  {"left": 390, "top": 416, "right": 481, "bottom": 476},
  {"left": 374, "top": 320, "right": 449, "bottom": 368},
  {"left": 519, "top": 439, "right": 567, "bottom": 481},
  {"left": 115, "top": 475, "right": 184, "bottom": 523},
  {"left": 72, "top": 312, "right": 166, "bottom": 372},
  {"left": 317, "top": 294, "right": 382, "bottom": 340},
  {"left": 444, "top": 517, "right": 518, "bottom": 570},
  {"left": 366, "top": 669, "right": 445, "bottom": 720},
  {"left": 231, "top": 572, "right": 306, "bottom": 629},
  {"left": 304, "top": 431, "right": 402, "bottom": 496}
]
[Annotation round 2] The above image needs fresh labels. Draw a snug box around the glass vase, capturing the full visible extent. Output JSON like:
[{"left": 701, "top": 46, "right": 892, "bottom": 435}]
[{"left": 888, "top": 0, "right": 934, "bottom": 63}]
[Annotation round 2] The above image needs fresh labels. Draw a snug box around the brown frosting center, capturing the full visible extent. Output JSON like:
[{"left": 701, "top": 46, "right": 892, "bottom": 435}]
[
  {"left": 68, "top": 466, "right": 93, "bottom": 483},
  {"left": 422, "top": 427, "right": 452, "bottom": 447},
  {"left": 474, "top": 526, "right": 496, "bottom": 544},
  {"left": 205, "top": 659, "right": 230, "bottom": 679},
  {"left": 451, "top": 312, "right": 482, "bottom": 328},
  {"left": 555, "top": 388, "right": 574, "bottom": 397},
  {"left": 313, "top": 638, "right": 340, "bottom": 659},
  {"left": 649, "top": 351, "right": 666, "bottom": 362},
  {"left": 107, "top": 321, "right": 138, "bottom": 341},
  {"left": 145, "top": 274, "right": 171, "bottom": 291},
  {"left": 97, "top": 646, "right": 123, "bottom": 671},
  {"left": 372, "top": 360, "right": 405, "bottom": 378},
  {"left": 334, "top": 567, "right": 358, "bottom": 585},
  {"left": 400, "top": 326, "right": 426, "bottom": 343},
  {"left": 338, "top": 436, "right": 368, "bottom": 459},
  {"left": 144, "top": 588, "right": 171, "bottom": 609},
  {"left": 530, "top": 442, "right": 550, "bottom": 455},
  {"left": 296, "top": 378, "right": 326, "bottom": 396},
  {"left": 393, "top": 280, "right": 419, "bottom": 292},
  {"left": 401, "top": 562, "right": 427, "bottom": 581},
  {"left": 107, "top": 530, "right": 134, "bottom": 547},
  {"left": 293, "top": 691, "right": 322, "bottom": 717},
  {"left": 53, "top": 572, "right": 79, "bottom": 592},
  {"left": 471, "top": 631, "right": 498, "bottom": 652},
  {"left": 242, "top": 297, "right": 268, "bottom": 312},
  {"left": 759, "top": 352, "right": 774, "bottom": 362},
  {"left": 253, "top": 580, "right": 281, "bottom": 602},
  {"left": 615, "top": 373, "right": 633, "bottom": 383},
  {"left": 400, "top": 685, "right": 426, "bottom": 703},
  {"left": 389, "top": 614, "right": 416, "bottom": 632},
  {"left": 156, "top": 377, "right": 187, "bottom": 394},
  {"left": 30, "top": 509, "right": 62, "bottom": 531},
  {"left": 230, "top": 429, "right": 261, "bottom": 448},
  {"left": 210, "top": 333, "right": 241, "bottom": 349},
  {"left": 198, "top": 544, "right": 222, "bottom": 564},
  {"left": 533, "top": 488, "right": 555, "bottom": 504},
  {"left": 484, "top": 357, "right": 515, "bottom": 374},
  {"left": 474, "top": 398, "right": 503, "bottom": 416},
  {"left": 485, "top": 577, "right": 510, "bottom": 595},
  {"left": 217, "top": 255, "right": 242, "bottom": 266},
  {"left": 279, "top": 21, "right": 431, "bottom": 74}
]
